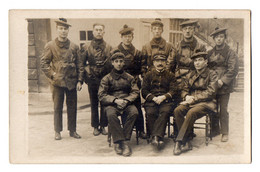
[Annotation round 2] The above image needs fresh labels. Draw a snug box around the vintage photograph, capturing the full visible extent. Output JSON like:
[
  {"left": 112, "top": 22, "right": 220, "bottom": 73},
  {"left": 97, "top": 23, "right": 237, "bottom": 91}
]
[{"left": 9, "top": 10, "right": 251, "bottom": 163}]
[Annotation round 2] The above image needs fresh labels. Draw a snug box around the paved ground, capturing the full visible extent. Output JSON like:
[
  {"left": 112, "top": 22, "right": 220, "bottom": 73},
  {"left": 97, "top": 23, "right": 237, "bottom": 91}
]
[{"left": 28, "top": 92, "right": 245, "bottom": 162}]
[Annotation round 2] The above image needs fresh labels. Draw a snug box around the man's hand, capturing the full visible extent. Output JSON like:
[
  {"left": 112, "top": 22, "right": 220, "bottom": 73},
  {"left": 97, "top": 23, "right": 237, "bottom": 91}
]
[
  {"left": 217, "top": 79, "right": 224, "bottom": 88},
  {"left": 156, "top": 95, "right": 167, "bottom": 104},
  {"left": 183, "top": 95, "right": 195, "bottom": 105},
  {"left": 115, "top": 99, "right": 128, "bottom": 110},
  {"left": 76, "top": 82, "right": 82, "bottom": 91}
]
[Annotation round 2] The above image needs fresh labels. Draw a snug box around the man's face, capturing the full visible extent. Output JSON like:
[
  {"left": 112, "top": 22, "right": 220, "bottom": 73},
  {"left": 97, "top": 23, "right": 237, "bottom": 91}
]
[
  {"left": 182, "top": 25, "right": 195, "bottom": 39},
  {"left": 153, "top": 59, "right": 167, "bottom": 71},
  {"left": 214, "top": 33, "right": 226, "bottom": 46},
  {"left": 112, "top": 58, "right": 125, "bottom": 71},
  {"left": 194, "top": 57, "right": 208, "bottom": 71},
  {"left": 56, "top": 25, "right": 69, "bottom": 39},
  {"left": 121, "top": 34, "right": 133, "bottom": 46},
  {"left": 151, "top": 26, "right": 163, "bottom": 39},
  {"left": 93, "top": 25, "right": 105, "bottom": 39}
]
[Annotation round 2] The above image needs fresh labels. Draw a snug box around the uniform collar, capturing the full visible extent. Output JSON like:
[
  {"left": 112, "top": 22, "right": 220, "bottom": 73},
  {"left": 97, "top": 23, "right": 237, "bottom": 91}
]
[
  {"left": 55, "top": 38, "right": 70, "bottom": 49},
  {"left": 91, "top": 38, "right": 106, "bottom": 50},
  {"left": 110, "top": 69, "right": 128, "bottom": 80},
  {"left": 118, "top": 42, "right": 135, "bottom": 56},
  {"left": 150, "top": 37, "right": 166, "bottom": 49},
  {"left": 180, "top": 37, "right": 197, "bottom": 50}
]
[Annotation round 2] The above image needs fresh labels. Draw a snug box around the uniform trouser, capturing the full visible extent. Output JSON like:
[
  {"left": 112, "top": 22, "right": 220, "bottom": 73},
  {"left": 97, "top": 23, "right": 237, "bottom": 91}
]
[
  {"left": 174, "top": 105, "right": 210, "bottom": 144},
  {"left": 144, "top": 101, "right": 173, "bottom": 138},
  {"left": 217, "top": 93, "right": 230, "bottom": 135},
  {"left": 51, "top": 85, "right": 77, "bottom": 133},
  {"left": 134, "top": 97, "right": 145, "bottom": 132},
  {"left": 105, "top": 105, "right": 138, "bottom": 143},
  {"left": 88, "top": 82, "right": 108, "bottom": 128}
]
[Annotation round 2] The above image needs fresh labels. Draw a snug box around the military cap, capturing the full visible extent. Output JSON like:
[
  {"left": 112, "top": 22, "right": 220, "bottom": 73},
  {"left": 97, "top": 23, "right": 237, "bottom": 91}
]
[
  {"left": 111, "top": 50, "right": 125, "bottom": 61},
  {"left": 191, "top": 51, "right": 208, "bottom": 60},
  {"left": 180, "top": 19, "right": 198, "bottom": 27},
  {"left": 119, "top": 24, "right": 134, "bottom": 35},
  {"left": 153, "top": 52, "right": 167, "bottom": 61},
  {"left": 210, "top": 27, "right": 227, "bottom": 37},
  {"left": 55, "top": 18, "right": 71, "bottom": 27},
  {"left": 151, "top": 18, "right": 164, "bottom": 27}
]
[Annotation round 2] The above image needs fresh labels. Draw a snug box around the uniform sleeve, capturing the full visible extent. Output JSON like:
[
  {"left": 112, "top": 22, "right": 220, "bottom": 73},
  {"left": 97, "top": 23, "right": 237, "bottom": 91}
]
[
  {"left": 166, "top": 47, "right": 177, "bottom": 73},
  {"left": 141, "top": 72, "right": 155, "bottom": 101},
  {"left": 78, "top": 44, "right": 88, "bottom": 84},
  {"left": 193, "top": 70, "right": 218, "bottom": 103},
  {"left": 98, "top": 75, "right": 117, "bottom": 106},
  {"left": 40, "top": 43, "right": 55, "bottom": 79},
  {"left": 141, "top": 45, "right": 148, "bottom": 75},
  {"left": 181, "top": 74, "right": 190, "bottom": 99},
  {"left": 124, "top": 77, "right": 140, "bottom": 103},
  {"left": 163, "top": 72, "right": 177, "bottom": 101},
  {"left": 220, "top": 50, "right": 239, "bottom": 86}
]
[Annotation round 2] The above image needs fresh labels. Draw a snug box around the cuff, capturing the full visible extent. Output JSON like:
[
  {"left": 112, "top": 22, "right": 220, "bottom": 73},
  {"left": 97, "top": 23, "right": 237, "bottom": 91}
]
[
  {"left": 146, "top": 93, "right": 155, "bottom": 102},
  {"left": 164, "top": 93, "right": 172, "bottom": 101}
]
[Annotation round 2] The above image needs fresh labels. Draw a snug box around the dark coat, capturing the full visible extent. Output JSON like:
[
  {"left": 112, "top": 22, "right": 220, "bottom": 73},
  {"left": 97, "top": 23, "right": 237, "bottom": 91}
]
[
  {"left": 167, "top": 38, "right": 206, "bottom": 79},
  {"left": 79, "top": 39, "right": 112, "bottom": 84},
  {"left": 40, "top": 38, "right": 80, "bottom": 90},
  {"left": 181, "top": 67, "right": 218, "bottom": 112},
  {"left": 142, "top": 68, "right": 176, "bottom": 102},
  {"left": 98, "top": 69, "right": 139, "bottom": 106},
  {"left": 141, "top": 38, "right": 174, "bottom": 74},
  {"left": 207, "top": 44, "right": 239, "bottom": 95}
]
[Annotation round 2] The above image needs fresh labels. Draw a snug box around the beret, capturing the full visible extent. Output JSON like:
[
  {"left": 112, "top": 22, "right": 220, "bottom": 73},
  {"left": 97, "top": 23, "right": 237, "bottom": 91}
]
[
  {"left": 151, "top": 18, "right": 164, "bottom": 27},
  {"left": 119, "top": 24, "right": 134, "bottom": 35},
  {"left": 210, "top": 27, "right": 227, "bottom": 37},
  {"left": 55, "top": 18, "right": 71, "bottom": 27},
  {"left": 180, "top": 19, "right": 198, "bottom": 27}
]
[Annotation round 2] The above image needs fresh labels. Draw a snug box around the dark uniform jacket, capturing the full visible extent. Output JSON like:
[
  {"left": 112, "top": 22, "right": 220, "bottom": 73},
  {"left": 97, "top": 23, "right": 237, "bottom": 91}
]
[
  {"left": 79, "top": 39, "right": 112, "bottom": 84},
  {"left": 112, "top": 43, "right": 142, "bottom": 77},
  {"left": 98, "top": 69, "right": 139, "bottom": 106},
  {"left": 142, "top": 68, "right": 176, "bottom": 103},
  {"left": 207, "top": 43, "right": 239, "bottom": 95},
  {"left": 41, "top": 38, "right": 80, "bottom": 90},
  {"left": 141, "top": 38, "right": 173, "bottom": 74},
  {"left": 181, "top": 67, "right": 218, "bottom": 112},
  {"left": 167, "top": 38, "right": 206, "bottom": 79}
]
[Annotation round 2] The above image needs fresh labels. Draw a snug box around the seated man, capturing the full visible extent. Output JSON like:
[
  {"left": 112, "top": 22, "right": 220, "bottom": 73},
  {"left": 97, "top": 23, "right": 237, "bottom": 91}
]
[
  {"left": 98, "top": 50, "right": 139, "bottom": 157},
  {"left": 173, "top": 51, "right": 218, "bottom": 156},
  {"left": 142, "top": 53, "right": 176, "bottom": 150}
]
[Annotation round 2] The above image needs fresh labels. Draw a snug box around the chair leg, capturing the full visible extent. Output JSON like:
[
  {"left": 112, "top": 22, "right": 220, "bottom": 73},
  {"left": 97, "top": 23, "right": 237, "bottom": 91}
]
[
  {"left": 205, "top": 114, "right": 209, "bottom": 146},
  {"left": 107, "top": 125, "right": 112, "bottom": 147},
  {"left": 168, "top": 116, "right": 171, "bottom": 138},
  {"left": 136, "top": 126, "right": 139, "bottom": 145}
]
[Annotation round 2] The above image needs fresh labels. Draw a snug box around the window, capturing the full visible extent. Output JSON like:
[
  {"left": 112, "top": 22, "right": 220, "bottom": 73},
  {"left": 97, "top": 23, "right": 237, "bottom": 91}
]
[
  {"left": 79, "top": 31, "right": 86, "bottom": 41},
  {"left": 169, "top": 19, "right": 184, "bottom": 47},
  {"left": 87, "top": 31, "right": 93, "bottom": 41}
]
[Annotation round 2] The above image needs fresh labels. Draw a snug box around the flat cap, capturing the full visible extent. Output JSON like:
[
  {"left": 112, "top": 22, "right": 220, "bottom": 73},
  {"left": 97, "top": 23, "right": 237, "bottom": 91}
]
[
  {"left": 151, "top": 18, "right": 164, "bottom": 27},
  {"left": 191, "top": 51, "right": 208, "bottom": 60},
  {"left": 153, "top": 52, "right": 167, "bottom": 61},
  {"left": 55, "top": 18, "right": 71, "bottom": 27},
  {"left": 119, "top": 24, "right": 134, "bottom": 35},
  {"left": 111, "top": 50, "right": 125, "bottom": 61},
  {"left": 180, "top": 19, "right": 198, "bottom": 27},
  {"left": 210, "top": 27, "right": 227, "bottom": 37}
]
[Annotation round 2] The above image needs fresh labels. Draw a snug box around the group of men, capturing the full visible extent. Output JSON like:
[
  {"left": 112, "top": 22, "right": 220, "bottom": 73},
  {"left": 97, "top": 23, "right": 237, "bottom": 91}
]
[{"left": 40, "top": 18, "right": 239, "bottom": 157}]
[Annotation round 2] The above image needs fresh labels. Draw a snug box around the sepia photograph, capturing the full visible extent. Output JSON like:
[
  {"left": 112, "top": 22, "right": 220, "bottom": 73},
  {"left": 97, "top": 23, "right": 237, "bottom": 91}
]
[{"left": 9, "top": 9, "right": 251, "bottom": 164}]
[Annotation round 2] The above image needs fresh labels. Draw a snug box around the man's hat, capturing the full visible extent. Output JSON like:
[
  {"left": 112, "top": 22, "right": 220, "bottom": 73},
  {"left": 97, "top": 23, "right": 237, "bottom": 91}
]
[
  {"left": 153, "top": 52, "right": 167, "bottom": 61},
  {"left": 180, "top": 19, "right": 198, "bottom": 27},
  {"left": 111, "top": 50, "right": 125, "bottom": 61},
  {"left": 210, "top": 27, "right": 227, "bottom": 37},
  {"left": 55, "top": 18, "right": 71, "bottom": 27},
  {"left": 191, "top": 51, "right": 208, "bottom": 60},
  {"left": 151, "top": 18, "right": 164, "bottom": 27},
  {"left": 119, "top": 24, "right": 134, "bottom": 35}
]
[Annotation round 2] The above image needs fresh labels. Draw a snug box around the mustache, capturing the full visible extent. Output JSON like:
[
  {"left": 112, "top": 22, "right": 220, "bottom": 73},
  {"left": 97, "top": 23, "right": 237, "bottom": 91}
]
[{"left": 157, "top": 65, "right": 164, "bottom": 67}]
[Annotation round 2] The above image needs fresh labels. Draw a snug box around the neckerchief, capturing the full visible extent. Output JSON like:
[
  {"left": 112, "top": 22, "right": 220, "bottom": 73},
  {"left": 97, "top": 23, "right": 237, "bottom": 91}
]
[
  {"left": 91, "top": 38, "right": 106, "bottom": 50},
  {"left": 150, "top": 37, "right": 166, "bottom": 49},
  {"left": 110, "top": 69, "right": 128, "bottom": 80},
  {"left": 55, "top": 38, "right": 70, "bottom": 49},
  {"left": 180, "top": 37, "right": 198, "bottom": 51},
  {"left": 118, "top": 42, "right": 135, "bottom": 56}
]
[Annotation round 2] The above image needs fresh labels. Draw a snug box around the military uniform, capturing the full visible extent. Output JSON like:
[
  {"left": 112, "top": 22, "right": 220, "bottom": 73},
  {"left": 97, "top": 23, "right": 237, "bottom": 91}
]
[
  {"left": 142, "top": 61, "right": 176, "bottom": 140},
  {"left": 41, "top": 37, "right": 80, "bottom": 133},
  {"left": 79, "top": 38, "right": 112, "bottom": 129},
  {"left": 207, "top": 31, "right": 239, "bottom": 136}
]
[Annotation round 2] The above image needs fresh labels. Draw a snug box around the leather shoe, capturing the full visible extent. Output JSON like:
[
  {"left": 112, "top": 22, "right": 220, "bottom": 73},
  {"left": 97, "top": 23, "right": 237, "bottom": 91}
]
[
  {"left": 181, "top": 141, "right": 192, "bottom": 152},
  {"left": 114, "top": 143, "right": 123, "bottom": 155},
  {"left": 151, "top": 136, "right": 159, "bottom": 147},
  {"left": 55, "top": 132, "right": 61, "bottom": 140},
  {"left": 221, "top": 134, "right": 229, "bottom": 142},
  {"left": 139, "top": 131, "right": 147, "bottom": 139},
  {"left": 173, "top": 142, "right": 182, "bottom": 155},
  {"left": 158, "top": 140, "right": 165, "bottom": 150},
  {"left": 100, "top": 127, "right": 108, "bottom": 135},
  {"left": 70, "top": 131, "right": 81, "bottom": 139},
  {"left": 93, "top": 127, "right": 100, "bottom": 136},
  {"left": 122, "top": 141, "right": 132, "bottom": 157}
]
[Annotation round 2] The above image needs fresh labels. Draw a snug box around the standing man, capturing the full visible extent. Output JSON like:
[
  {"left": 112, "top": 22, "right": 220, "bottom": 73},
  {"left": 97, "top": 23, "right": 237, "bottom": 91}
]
[
  {"left": 141, "top": 18, "right": 174, "bottom": 75},
  {"left": 207, "top": 27, "right": 239, "bottom": 142},
  {"left": 173, "top": 51, "right": 218, "bottom": 155},
  {"left": 167, "top": 19, "right": 206, "bottom": 139},
  {"left": 41, "top": 18, "right": 81, "bottom": 140},
  {"left": 98, "top": 51, "right": 139, "bottom": 156},
  {"left": 111, "top": 24, "right": 146, "bottom": 139},
  {"left": 142, "top": 53, "right": 176, "bottom": 150},
  {"left": 78, "top": 23, "right": 112, "bottom": 136}
]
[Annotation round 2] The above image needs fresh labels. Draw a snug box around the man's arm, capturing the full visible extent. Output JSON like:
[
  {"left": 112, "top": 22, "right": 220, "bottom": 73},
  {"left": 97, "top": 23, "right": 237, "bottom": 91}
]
[
  {"left": 141, "top": 72, "right": 155, "bottom": 101},
  {"left": 124, "top": 77, "right": 140, "bottom": 103},
  {"left": 98, "top": 75, "right": 117, "bottom": 106},
  {"left": 166, "top": 45, "right": 177, "bottom": 73},
  {"left": 141, "top": 45, "right": 148, "bottom": 76},
  {"left": 78, "top": 43, "right": 88, "bottom": 84},
  {"left": 40, "top": 43, "right": 55, "bottom": 79}
]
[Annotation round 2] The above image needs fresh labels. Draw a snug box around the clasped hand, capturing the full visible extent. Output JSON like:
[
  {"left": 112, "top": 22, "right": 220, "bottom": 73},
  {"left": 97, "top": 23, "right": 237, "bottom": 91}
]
[
  {"left": 115, "top": 99, "right": 128, "bottom": 110},
  {"left": 152, "top": 95, "right": 166, "bottom": 105}
]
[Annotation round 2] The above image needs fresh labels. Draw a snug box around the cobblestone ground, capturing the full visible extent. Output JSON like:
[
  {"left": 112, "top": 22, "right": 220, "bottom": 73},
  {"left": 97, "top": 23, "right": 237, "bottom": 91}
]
[{"left": 28, "top": 92, "right": 245, "bottom": 162}]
